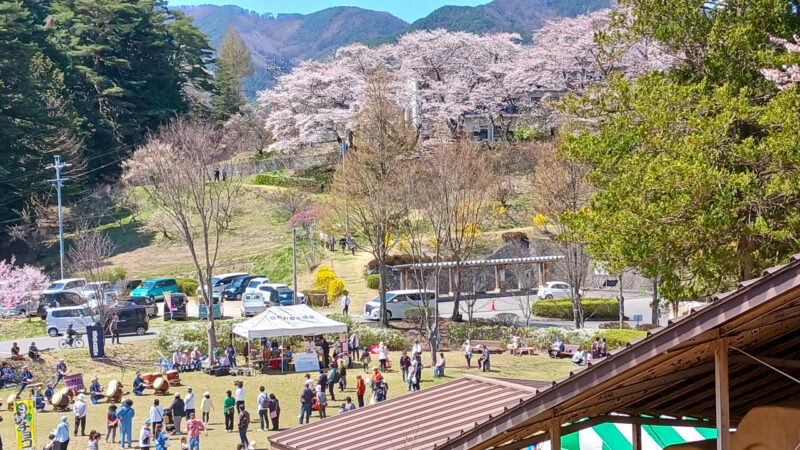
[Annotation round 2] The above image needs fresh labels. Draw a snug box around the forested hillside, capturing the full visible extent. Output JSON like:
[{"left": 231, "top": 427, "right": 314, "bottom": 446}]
[{"left": 0, "top": 0, "right": 212, "bottom": 252}]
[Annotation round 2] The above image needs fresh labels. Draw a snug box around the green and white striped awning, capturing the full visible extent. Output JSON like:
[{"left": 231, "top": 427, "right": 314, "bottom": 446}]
[{"left": 530, "top": 423, "right": 716, "bottom": 450}]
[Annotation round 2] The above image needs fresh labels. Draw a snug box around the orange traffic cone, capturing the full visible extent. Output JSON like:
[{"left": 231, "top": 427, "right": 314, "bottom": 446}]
[{"left": 490, "top": 300, "right": 496, "bottom": 311}]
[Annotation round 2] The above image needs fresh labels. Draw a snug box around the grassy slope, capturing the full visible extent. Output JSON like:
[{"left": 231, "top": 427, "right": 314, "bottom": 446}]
[{"left": 0, "top": 345, "right": 572, "bottom": 448}]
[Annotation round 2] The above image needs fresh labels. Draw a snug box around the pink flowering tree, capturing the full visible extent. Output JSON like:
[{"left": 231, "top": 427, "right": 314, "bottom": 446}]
[
  {"left": 286, "top": 208, "right": 320, "bottom": 238},
  {"left": 258, "top": 9, "right": 675, "bottom": 151},
  {"left": 0, "top": 257, "right": 49, "bottom": 310},
  {"left": 761, "top": 35, "right": 800, "bottom": 89}
]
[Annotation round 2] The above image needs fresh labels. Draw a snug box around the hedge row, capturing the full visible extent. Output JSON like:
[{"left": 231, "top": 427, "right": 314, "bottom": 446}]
[
  {"left": 445, "top": 324, "right": 646, "bottom": 352},
  {"left": 253, "top": 173, "right": 317, "bottom": 188},
  {"left": 531, "top": 298, "right": 619, "bottom": 320}
]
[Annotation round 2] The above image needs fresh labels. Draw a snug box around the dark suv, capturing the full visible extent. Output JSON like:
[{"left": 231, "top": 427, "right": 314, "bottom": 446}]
[
  {"left": 37, "top": 292, "right": 85, "bottom": 319},
  {"left": 221, "top": 275, "right": 264, "bottom": 301},
  {"left": 108, "top": 306, "right": 149, "bottom": 336}
]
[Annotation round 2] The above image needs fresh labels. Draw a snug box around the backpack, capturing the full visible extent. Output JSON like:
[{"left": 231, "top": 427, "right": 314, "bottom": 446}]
[{"left": 259, "top": 394, "right": 270, "bottom": 410}]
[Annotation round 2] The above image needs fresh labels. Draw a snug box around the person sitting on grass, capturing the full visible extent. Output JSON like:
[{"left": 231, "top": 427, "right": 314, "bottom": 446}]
[
  {"left": 133, "top": 372, "right": 145, "bottom": 396},
  {"left": 572, "top": 348, "right": 587, "bottom": 366},
  {"left": 0, "top": 361, "right": 17, "bottom": 388},
  {"left": 34, "top": 388, "right": 46, "bottom": 411},
  {"left": 10, "top": 342, "right": 23, "bottom": 360},
  {"left": 28, "top": 342, "right": 41, "bottom": 361},
  {"left": 89, "top": 377, "right": 105, "bottom": 404},
  {"left": 44, "top": 382, "right": 54, "bottom": 404}
]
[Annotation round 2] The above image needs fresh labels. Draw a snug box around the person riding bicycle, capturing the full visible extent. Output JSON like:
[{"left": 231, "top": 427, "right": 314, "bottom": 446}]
[{"left": 66, "top": 324, "right": 77, "bottom": 346}]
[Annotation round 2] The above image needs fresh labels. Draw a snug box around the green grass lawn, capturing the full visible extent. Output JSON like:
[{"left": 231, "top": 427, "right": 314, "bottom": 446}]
[
  {"left": 0, "top": 345, "right": 572, "bottom": 449},
  {"left": 0, "top": 318, "right": 45, "bottom": 341}
]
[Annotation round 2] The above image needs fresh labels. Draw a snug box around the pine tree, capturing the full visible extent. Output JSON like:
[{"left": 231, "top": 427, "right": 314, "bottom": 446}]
[{"left": 211, "top": 26, "right": 254, "bottom": 122}]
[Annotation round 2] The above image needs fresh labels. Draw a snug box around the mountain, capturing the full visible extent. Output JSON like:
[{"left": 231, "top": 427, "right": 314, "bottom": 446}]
[
  {"left": 178, "top": 0, "right": 612, "bottom": 98},
  {"left": 179, "top": 5, "right": 409, "bottom": 98},
  {"left": 407, "top": 0, "right": 611, "bottom": 41}
]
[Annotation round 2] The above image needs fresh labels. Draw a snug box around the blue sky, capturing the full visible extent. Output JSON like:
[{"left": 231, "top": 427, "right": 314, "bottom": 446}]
[{"left": 167, "top": 0, "right": 491, "bottom": 23}]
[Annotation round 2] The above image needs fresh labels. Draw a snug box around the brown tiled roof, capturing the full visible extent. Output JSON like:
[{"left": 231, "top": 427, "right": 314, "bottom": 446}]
[
  {"left": 268, "top": 375, "right": 544, "bottom": 450},
  {"left": 435, "top": 253, "right": 800, "bottom": 450}
]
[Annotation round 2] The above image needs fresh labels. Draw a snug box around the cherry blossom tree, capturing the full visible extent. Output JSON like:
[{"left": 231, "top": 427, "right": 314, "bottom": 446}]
[
  {"left": 257, "top": 9, "right": 675, "bottom": 151},
  {"left": 761, "top": 35, "right": 800, "bottom": 89},
  {"left": 0, "top": 257, "right": 49, "bottom": 311}
]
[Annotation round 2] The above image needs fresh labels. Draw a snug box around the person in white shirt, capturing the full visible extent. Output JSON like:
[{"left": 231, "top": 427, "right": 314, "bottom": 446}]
[
  {"left": 304, "top": 337, "right": 315, "bottom": 354},
  {"left": 234, "top": 381, "right": 246, "bottom": 410},
  {"left": 139, "top": 420, "right": 152, "bottom": 450},
  {"left": 73, "top": 393, "right": 88, "bottom": 436},
  {"left": 341, "top": 292, "right": 350, "bottom": 315},
  {"left": 349, "top": 331, "right": 361, "bottom": 359},
  {"left": 378, "top": 342, "right": 389, "bottom": 371},
  {"left": 462, "top": 340, "right": 473, "bottom": 368},
  {"left": 256, "top": 386, "right": 269, "bottom": 431},
  {"left": 149, "top": 399, "right": 165, "bottom": 429},
  {"left": 411, "top": 340, "right": 422, "bottom": 356},
  {"left": 184, "top": 386, "right": 196, "bottom": 417}
]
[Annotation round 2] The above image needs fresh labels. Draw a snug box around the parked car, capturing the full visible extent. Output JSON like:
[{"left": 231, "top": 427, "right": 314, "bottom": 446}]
[
  {"left": 537, "top": 281, "right": 583, "bottom": 300},
  {"left": 257, "top": 284, "right": 306, "bottom": 306},
  {"left": 125, "top": 296, "right": 158, "bottom": 318},
  {"left": 108, "top": 306, "right": 149, "bottom": 336},
  {"left": 45, "top": 306, "right": 99, "bottom": 337},
  {"left": 162, "top": 293, "right": 188, "bottom": 321},
  {"left": 37, "top": 292, "right": 86, "bottom": 319},
  {"left": 244, "top": 277, "right": 271, "bottom": 295},
  {"left": 363, "top": 290, "right": 436, "bottom": 320},
  {"left": 240, "top": 292, "right": 269, "bottom": 317},
  {"left": 82, "top": 281, "right": 113, "bottom": 301},
  {"left": 222, "top": 275, "right": 265, "bottom": 301},
  {"left": 107, "top": 280, "right": 141, "bottom": 299},
  {"left": 195, "top": 272, "right": 248, "bottom": 301},
  {"left": 43, "top": 278, "right": 87, "bottom": 296},
  {"left": 130, "top": 278, "right": 178, "bottom": 301}
]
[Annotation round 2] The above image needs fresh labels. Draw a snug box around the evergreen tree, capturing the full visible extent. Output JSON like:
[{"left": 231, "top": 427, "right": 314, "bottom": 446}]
[
  {"left": 211, "top": 26, "right": 254, "bottom": 121},
  {"left": 561, "top": 0, "right": 800, "bottom": 303}
]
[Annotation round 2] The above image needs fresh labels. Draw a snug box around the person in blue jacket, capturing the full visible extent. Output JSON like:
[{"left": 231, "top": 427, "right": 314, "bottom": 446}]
[{"left": 115, "top": 399, "right": 135, "bottom": 449}]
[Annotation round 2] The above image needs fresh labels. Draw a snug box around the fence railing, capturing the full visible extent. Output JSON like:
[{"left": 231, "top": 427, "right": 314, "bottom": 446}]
[{"left": 227, "top": 152, "right": 339, "bottom": 178}]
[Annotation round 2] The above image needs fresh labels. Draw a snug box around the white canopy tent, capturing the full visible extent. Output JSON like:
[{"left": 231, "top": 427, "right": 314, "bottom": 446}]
[{"left": 232, "top": 304, "right": 347, "bottom": 339}]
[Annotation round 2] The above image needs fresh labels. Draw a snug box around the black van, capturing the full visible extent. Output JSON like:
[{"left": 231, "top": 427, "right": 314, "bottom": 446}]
[
  {"left": 162, "top": 293, "right": 188, "bottom": 321},
  {"left": 110, "top": 306, "right": 150, "bottom": 336}
]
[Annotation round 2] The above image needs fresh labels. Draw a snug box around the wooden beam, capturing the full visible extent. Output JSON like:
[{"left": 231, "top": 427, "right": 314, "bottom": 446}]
[
  {"left": 550, "top": 419, "right": 561, "bottom": 450},
  {"left": 632, "top": 423, "right": 642, "bottom": 450},
  {"left": 715, "top": 339, "right": 730, "bottom": 450}
]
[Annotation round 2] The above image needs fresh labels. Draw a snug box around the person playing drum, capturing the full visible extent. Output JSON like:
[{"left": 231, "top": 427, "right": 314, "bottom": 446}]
[
  {"left": 133, "top": 372, "right": 145, "bottom": 396},
  {"left": 89, "top": 377, "right": 105, "bottom": 404}
]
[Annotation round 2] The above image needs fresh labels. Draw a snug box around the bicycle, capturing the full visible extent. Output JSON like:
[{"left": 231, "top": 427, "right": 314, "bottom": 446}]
[{"left": 58, "top": 334, "right": 84, "bottom": 349}]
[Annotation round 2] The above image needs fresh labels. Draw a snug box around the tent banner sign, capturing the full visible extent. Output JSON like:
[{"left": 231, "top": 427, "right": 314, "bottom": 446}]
[
  {"left": 13, "top": 399, "right": 35, "bottom": 450},
  {"left": 293, "top": 353, "right": 321, "bottom": 372}
]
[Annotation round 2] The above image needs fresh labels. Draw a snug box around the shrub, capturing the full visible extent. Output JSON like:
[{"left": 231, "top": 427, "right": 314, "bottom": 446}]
[
  {"left": 366, "top": 274, "right": 380, "bottom": 289},
  {"left": 598, "top": 329, "right": 646, "bottom": 350},
  {"left": 327, "top": 278, "right": 346, "bottom": 301},
  {"left": 356, "top": 326, "right": 405, "bottom": 349},
  {"left": 366, "top": 254, "right": 433, "bottom": 270},
  {"left": 599, "top": 321, "right": 631, "bottom": 329},
  {"left": 252, "top": 173, "right": 317, "bottom": 188},
  {"left": 531, "top": 298, "right": 619, "bottom": 320},
  {"left": 176, "top": 278, "right": 199, "bottom": 296},
  {"left": 445, "top": 323, "right": 536, "bottom": 346},
  {"left": 325, "top": 313, "right": 355, "bottom": 330},
  {"left": 156, "top": 319, "right": 246, "bottom": 355},
  {"left": 501, "top": 231, "right": 529, "bottom": 243},
  {"left": 493, "top": 313, "right": 520, "bottom": 326},
  {"left": 314, "top": 266, "right": 336, "bottom": 291}
]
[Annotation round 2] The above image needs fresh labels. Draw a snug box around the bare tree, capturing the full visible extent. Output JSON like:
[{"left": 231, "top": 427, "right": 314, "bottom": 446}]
[
  {"left": 329, "top": 68, "right": 418, "bottom": 327},
  {"left": 504, "top": 243, "right": 539, "bottom": 328},
  {"left": 221, "top": 107, "right": 271, "bottom": 154},
  {"left": 530, "top": 144, "right": 592, "bottom": 328},
  {"left": 269, "top": 188, "right": 310, "bottom": 217},
  {"left": 123, "top": 118, "right": 241, "bottom": 353},
  {"left": 67, "top": 226, "right": 117, "bottom": 324},
  {"left": 425, "top": 140, "right": 494, "bottom": 322}
]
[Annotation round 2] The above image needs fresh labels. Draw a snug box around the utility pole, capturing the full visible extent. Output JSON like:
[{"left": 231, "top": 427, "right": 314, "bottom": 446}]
[
  {"left": 47, "top": 155, "right": 71, "bottom": 279},
  {"left": 292, "top": 229, "right": 298, "bottom": 304},
  {"left": 340, "top": 131, "right": 350, "bottom": 236}
]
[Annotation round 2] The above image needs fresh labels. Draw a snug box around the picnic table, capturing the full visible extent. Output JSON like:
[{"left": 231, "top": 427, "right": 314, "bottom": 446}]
[{"left": 550, "top": 344, "right": 580, "bottom": 359}]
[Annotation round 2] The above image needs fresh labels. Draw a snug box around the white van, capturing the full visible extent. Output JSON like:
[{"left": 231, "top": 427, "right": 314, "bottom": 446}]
[
  {"left": 244, "top": 277, "right": 271, "bottom": 295},
  {"left": 240, "top": 292, "right": 269, "bottom": 317},
  {"left": 363, "top": 290, "right": 436, "bottom": 320},
  {"left": 43, "top": 278, "right": 87, "bottom": 296},
  {"left": 45, "top": 306, "right": 100, "bottom": 337},
  {"left": 82, "top": 281, "right": 113, "bottom": 300}
]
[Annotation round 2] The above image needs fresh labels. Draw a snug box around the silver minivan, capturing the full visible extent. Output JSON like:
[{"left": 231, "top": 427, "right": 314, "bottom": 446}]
[{"left": 45, "top": 306, "right": 99, "bottom": 337}]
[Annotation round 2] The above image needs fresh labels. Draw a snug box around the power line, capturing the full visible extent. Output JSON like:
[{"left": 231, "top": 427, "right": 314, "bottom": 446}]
[{"left": 0, "top": 147, "right": 124, "bottom": 185}]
